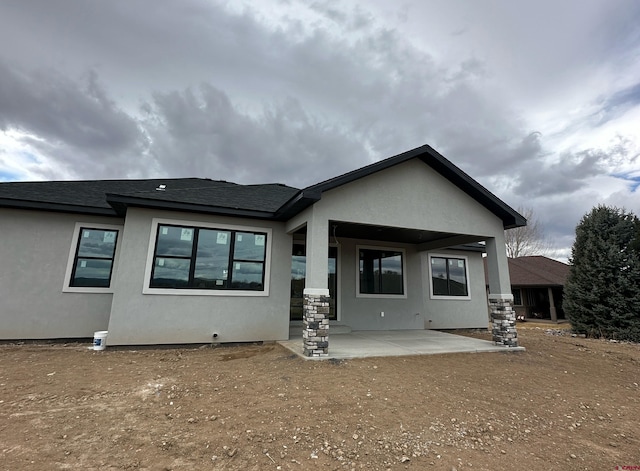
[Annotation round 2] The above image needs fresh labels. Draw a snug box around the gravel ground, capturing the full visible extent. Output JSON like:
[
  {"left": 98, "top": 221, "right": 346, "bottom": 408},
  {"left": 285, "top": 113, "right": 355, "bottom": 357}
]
[{"left": 1, "top": 324, "right": 639, "bottom": 470}]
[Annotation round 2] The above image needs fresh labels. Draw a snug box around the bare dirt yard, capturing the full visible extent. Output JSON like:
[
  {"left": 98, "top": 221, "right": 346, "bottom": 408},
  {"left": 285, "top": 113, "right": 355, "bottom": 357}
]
[{"left": 1, "top": 325, "right": 639, "bottom": 471}]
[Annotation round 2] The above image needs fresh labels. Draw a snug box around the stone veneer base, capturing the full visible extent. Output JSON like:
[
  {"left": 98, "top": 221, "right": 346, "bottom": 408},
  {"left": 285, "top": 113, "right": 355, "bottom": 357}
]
[
  {"left": 489, "top": 296, "right": 518, "bottom": 347},
  {"left": 303, "top": 293, "right": 330, "bottom": 357}
]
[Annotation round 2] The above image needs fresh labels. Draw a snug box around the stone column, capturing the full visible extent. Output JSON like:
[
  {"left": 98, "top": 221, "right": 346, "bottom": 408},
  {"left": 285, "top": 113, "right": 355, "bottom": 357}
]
[
  {"left": 488, "top": 294, "right": 518, "bottom": 347},
  {"left": 303, "top": 288, "right": 330, "bottom": 357}
]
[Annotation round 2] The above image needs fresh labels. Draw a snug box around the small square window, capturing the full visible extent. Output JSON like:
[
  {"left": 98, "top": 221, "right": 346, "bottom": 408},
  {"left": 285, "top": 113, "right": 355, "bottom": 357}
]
[
  {"left": 358, "top": 248, "right": 404, "bottom": 295},
  {"left": 429, "top": 255, "right": 469, "bottom": 298}
]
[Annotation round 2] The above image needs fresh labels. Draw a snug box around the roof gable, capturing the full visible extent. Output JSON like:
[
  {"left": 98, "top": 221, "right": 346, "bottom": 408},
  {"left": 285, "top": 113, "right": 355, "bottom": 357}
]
[{"left": 299, "top": 145, "right": 525, "bottom": 229}]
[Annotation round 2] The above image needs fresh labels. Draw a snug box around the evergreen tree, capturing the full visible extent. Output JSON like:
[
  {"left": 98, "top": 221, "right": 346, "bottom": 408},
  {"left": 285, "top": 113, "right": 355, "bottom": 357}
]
[{"left": 564, "top": 205, "right": 640, "bottom": 341}]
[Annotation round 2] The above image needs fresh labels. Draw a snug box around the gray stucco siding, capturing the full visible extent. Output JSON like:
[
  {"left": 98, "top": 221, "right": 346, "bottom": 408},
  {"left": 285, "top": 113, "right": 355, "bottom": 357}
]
[
  {"left": 335, "top": 238, "right": 424, "bottom": 330},
  {"left": 0, "top": 209, "right": 122, "bottom": 339},
  {"left": 313, "top": 159, "right": 505, "bottom": 236},
  {"left": 332, "top": 240, "right": 488, "bottom": 331},
  {"left": 106, "top": 208, "right": 292, "bottom": 345},
  {"left": 421, "top": 249, "right": 489, "bottom": 329}
]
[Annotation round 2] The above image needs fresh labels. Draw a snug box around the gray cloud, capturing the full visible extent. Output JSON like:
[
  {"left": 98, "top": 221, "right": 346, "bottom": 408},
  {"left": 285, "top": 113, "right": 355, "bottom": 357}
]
[
  {"left": 1, "top": 0, "right": 640, "bottom": 261},
  {"left": 140, "top": 84, "right": 367, "bottom": 186},
  {"left": 512, "top": 148, "right": 617, "bottom": 198},
  {"left": 596, "top": 82, "right": 640, "bottom": 125},
  {"left": 0, "top": 61, "right": 144, "bottom": 178},
  {"left": 0, "top": 0, "right": 534, "bottom": 186}
]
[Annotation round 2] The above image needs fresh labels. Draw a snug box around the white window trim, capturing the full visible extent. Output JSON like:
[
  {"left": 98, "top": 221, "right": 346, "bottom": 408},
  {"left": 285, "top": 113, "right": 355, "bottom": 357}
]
[
  {"left": 63, "top": 222, "right": 124, "bottom": 293},
  {"left": 330, "top": 242, "right": 342, "bottom": 321},
  {"left": 356, "top": 245, "right": 407, "bottom": 299},
  {"left": 428, "top": 253, "right": 471, "bottom": 300},
  {"left": 143, "top": 218, "right": 272, "bottom": 297}
]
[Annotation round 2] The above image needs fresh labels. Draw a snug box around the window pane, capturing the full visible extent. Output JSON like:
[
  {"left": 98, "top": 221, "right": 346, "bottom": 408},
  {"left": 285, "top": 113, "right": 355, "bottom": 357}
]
[
  {"left": 155, "top": 225, "right": 194, "bottom": 257},
  {"left": 513, "top": 289, "right": 522, "bottom": 305},
  {"left": 233, "top": 232, "right": 266, "bottom": 261},
  {"left": 72, "top": 259, "right": 113, "bottom": 287},
  {"left": 231, "top": 262, "right": 264, "bottom": 290},
  {"left": 431, "top": 257, "right": 449, "bottom": 296},
  {"left": 149, "top": 225, "right": 269, "bottom": 291},
  {"left": 359, "top": 249, "right": 403, "bottom": 295},
  {"left": 194, "top": 229, "right": 231, "bottom": 289},
  {"left": 151, "top": 257, "right": 191, "bottom": 287},
  {"left": 380, "top": 252, "right": 403, "bottom": 294},
  {"left": 448, "top": 258, "right": 468, "bottom": 296},
  {"left": 77, "top": 229, "right": 117, "bottom": 259}
]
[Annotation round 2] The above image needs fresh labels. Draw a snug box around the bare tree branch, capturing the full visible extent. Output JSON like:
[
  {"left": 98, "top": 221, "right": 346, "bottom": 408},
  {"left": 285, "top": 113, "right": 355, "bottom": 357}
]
[{"left": 505, "top": 206, "right": 552, "bottom": 258}]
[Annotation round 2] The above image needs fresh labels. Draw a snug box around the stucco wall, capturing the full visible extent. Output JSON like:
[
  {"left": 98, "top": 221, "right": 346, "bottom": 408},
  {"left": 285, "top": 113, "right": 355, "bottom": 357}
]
[
  {"left": 335, "top": 238, "right": 425, "bottom": 330},
  {"left": 106, "top": 208, "right": 292, "bottom": 345},
  {"left": 330, "top": 241, "right": 488, "bottom": 331},
  {"left": 0, "top": 209, "right": 121, "bottom": 339},
  {"left": 314, "top": 159, "right": 505, "bottom": 236},
  {"left": 421, "top": 249, "right": 489, "bottom": 329}
]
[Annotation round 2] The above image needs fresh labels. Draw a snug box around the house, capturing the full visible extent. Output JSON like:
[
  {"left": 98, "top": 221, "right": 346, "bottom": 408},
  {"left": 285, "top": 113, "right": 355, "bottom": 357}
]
[
  {"left": 500, "top": 256, "right": 570, "bottom": 322},
  {"left": 0, "top": 145, "right": 525, "bottom": 355}
]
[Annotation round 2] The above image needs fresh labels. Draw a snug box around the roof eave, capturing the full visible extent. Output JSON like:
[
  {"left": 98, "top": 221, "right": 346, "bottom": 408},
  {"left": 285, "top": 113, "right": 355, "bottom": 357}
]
[
  {"left": 422, "top": 148, "right": 527, "bottom": 229},
  {"left": 105, "top": 194, "right": 277, "bottom": 220},
  {"left": 273, "top": 190, "right": 322, "bottom": 221},
  {"left": 0, "top": 198, "right": 118, "bottom": 216}
]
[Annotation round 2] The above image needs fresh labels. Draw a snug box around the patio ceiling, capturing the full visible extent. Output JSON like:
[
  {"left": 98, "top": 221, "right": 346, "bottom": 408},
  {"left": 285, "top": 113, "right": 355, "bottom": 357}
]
[
  {"left": 295, "top": 221, "right": 485, "bottom": 248},
  {"left": 330, "top": 221, "right": 455, "bottom": 244}
]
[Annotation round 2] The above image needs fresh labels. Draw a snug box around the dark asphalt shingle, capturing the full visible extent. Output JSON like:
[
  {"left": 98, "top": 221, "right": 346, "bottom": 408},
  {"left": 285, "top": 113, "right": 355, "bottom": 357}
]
[
  {"left": 0, "top": 178, "right": 300, "bottom": 214},
  {"left": 484, "top": 256, "right": 570, "bottom": 287}
]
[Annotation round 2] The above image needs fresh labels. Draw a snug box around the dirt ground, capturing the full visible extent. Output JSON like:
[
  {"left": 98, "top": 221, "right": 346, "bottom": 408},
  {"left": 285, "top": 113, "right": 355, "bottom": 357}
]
[{"left": 1, "top": 325, "right": 639, "bottom": 471}]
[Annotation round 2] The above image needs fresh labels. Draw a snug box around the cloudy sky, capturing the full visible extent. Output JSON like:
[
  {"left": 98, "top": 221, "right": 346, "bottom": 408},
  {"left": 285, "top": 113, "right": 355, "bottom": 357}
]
[{"left": 1, "top": 0, "right": 639, "bottom": 261}]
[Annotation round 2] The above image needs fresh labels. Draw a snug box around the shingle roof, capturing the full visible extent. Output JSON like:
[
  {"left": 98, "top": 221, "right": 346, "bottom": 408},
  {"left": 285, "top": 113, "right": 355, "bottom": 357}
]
[
  {"left": 0, "top": 178, "right": 299, "bottom": 217},
  {"left": 0, "top": 145, "right": 525, "bottom": 226},
  {"left": 484, "top": 256, "right": 570, "bottom": 287},
  {"left": 107, "top": 181, "right": 299, "bottom": 215}
]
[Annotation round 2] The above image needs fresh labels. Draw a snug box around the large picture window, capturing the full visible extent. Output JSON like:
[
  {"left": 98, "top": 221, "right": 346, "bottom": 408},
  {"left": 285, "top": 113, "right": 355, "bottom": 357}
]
[
  {"left": 149, "top": 223, "right": 267, "bottom": 291},
  {"left": 358, "top": 248, "right": 404, "bottom": 295},
  {"left": 430, "top": 256, "right": 469, "bottom": 297},
  {"left": 69, "top": 227, "right": 119, "bottom": 287}
]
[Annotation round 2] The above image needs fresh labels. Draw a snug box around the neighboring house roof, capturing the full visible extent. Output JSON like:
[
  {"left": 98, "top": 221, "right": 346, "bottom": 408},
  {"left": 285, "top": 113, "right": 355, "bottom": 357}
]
[
  {"left": 0, "top": 145, "right": 526, "bottom": 228},
  {"left": 484, "top": 256, "right": 570, "bottom": 287}
]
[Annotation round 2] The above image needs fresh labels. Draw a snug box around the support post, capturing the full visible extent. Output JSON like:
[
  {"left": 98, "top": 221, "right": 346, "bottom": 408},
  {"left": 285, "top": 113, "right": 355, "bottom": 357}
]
[
  {"left": 488, "top": 294, "right": 518, "bottom": 347},
  {"left": 303, "top": 288, "right": 330, "bottom": 357},
  {"left": 548, "top": 287, "right": 557, "bottom": 322},
  {"left": 485, "top": 236, "right": 518, "bottom": 347}
]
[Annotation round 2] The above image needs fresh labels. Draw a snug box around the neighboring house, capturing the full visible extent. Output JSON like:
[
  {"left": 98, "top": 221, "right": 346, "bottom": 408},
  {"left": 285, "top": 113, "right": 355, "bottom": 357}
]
[
  {"left": 484, "top": 256, "right": 570, "bottom": 322},
  {"left": 0, "top": 145, "right": 525, "bottom": 355}
]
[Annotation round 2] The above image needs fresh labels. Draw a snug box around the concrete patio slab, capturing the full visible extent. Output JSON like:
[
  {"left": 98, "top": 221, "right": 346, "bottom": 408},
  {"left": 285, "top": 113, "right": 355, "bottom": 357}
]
[{"left": 278, "top": 329, "right": 525, "bottom": 360}]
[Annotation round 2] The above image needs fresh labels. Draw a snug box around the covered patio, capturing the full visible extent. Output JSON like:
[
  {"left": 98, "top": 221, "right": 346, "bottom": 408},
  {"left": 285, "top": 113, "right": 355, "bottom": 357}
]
[
  {"left": 281, "top": 147, "right": 525, "bottom": 357},
  {"left": 279, "top": 329, "right": 525, "bottom": 360}
]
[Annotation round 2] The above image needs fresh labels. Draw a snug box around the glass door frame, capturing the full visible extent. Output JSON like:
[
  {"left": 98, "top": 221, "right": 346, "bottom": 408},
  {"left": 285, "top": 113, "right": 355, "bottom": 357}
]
[{"left": 290, "top": 241, "right": 340, "bottom": 322}]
